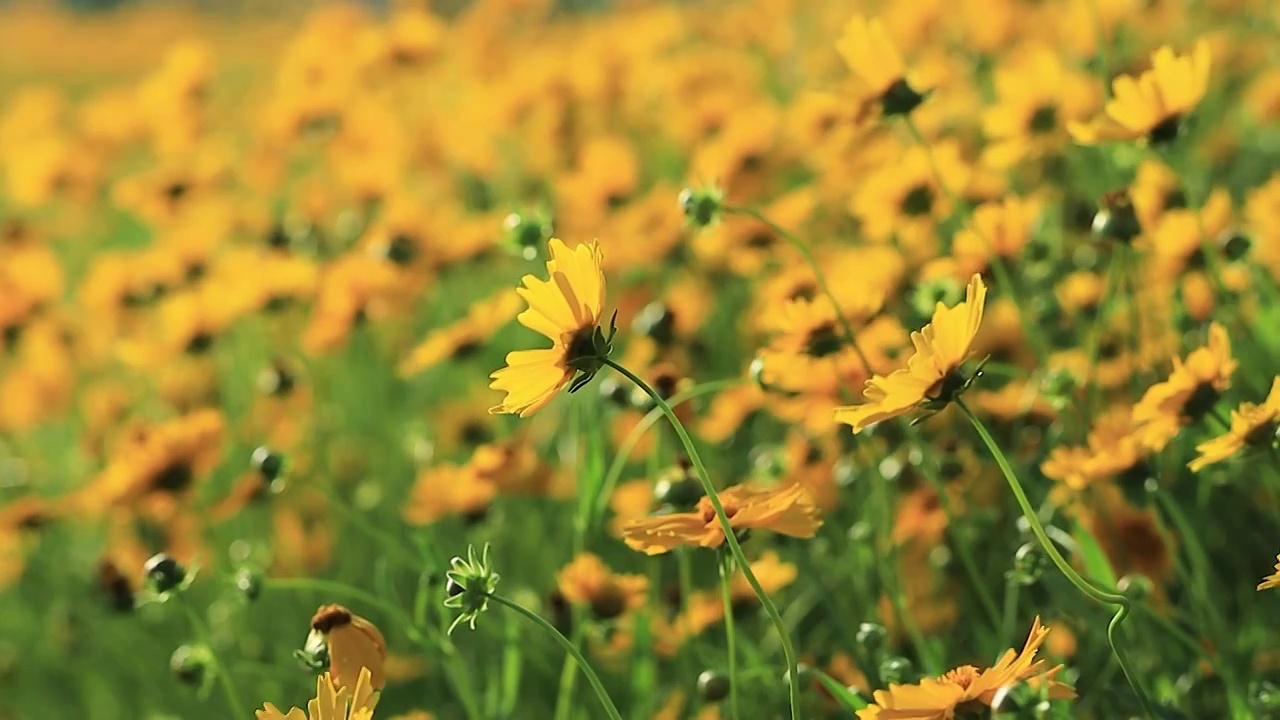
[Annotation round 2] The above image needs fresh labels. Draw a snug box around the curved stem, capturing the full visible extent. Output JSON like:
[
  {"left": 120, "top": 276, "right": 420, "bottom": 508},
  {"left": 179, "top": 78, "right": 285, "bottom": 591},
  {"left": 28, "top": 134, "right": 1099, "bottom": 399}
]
[
  {"left": 957, "top": 399, "right": 1156, "bottom": 719},
  {"left": 595, "top": 378, "right": 742, "bottom": 522},
  {"left": 488, "top": 594, "right": 624, "bottom": 720},
  {"left": 720, "top": 554, "right": 743, "bottom": 719},
  {"left": 605, "top": 358, "right": 803, "bottom": 720},
  {"left": 723, "top": 205, "right": 872, "bottom": 373}
]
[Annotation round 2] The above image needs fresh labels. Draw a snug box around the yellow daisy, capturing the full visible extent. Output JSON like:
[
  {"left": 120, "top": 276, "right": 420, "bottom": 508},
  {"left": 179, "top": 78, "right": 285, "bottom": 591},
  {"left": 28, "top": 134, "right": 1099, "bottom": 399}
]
[
  {"left": 857, "top": 617, "right": 1074, "bottom": 719},
  {"left": 834, "top": 274, "right": 987, "bottom": 432},
  {"left": 1189, "top": 377, "right": 1280, "bottom": 472},
  {"left": 1069, "top": 41, "right": 1211, "bottom": 145},
  {"left": 489, "top": 238, "right": 611, "bottom": 417}
]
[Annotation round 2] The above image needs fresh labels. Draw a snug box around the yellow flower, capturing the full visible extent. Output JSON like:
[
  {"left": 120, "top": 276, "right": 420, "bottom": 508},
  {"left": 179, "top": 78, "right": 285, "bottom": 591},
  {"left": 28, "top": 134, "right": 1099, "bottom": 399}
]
[
  {"left": 836, "top": 16, "right": 924, "bottom": 115},
  {"left": 834, "top": 274, "right": 987, "bottom": 432},
  {"left": 1189, "top": 377, "right": 1280, "bottom": 472},
  {"left": 307, "top": 605, "right": 388, "bottom": 692},
  {"left": 489, "top": 238, "right": 609, "bottom": 417},
  {"left": 1133, "top": 322, "right": 1237, "bottom": 451},
  {"left": 857, "top": 617, "right": 1074, "bottom": 719},
  {"left": 399, "top": 290, "right": 522, "bottom": 376},
  {"left": 1258, "top": 555, "right": 1280, "bottom": 591},
  {"left": 1069, "top": 41, "right": 1211, "bottom": 145},
  {"left": 622, "top": 483, "right": 821, "bottom": 556},
  {"left": 257, "top": 667, "right": 380, "bottom": 720},
  {"left": 556, "top": 552, "right": 649, "bottom": 620}
]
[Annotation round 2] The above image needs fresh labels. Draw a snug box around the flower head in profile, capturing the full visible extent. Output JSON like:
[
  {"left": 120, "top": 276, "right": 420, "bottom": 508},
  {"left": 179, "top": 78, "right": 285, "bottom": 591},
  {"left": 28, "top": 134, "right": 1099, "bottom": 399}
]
[
  {"left": 444, "top": 543, "right": 501, "bottom": 634},
  {"left": 857, "top": 617, "right": 1074, "bottom": 719},
  {"left": 257, "top": 666, "right": 380, "bottom": 720},
  {"left": 1258, "top": 555, "right": 1280, "bottom": 591},
  {"left": 1132, "top": 322, "right": 1237, "bottom": 451},
  {"left": 300, "top": 605, "right": 388, "bottom": 692},
  {"left": 621, "top": 482, "right": 821, "bottom": 556},
  {"left": 489, "top": 238, "right": 615, "bottom": 417},
  {"left": 1189, "top": 377, "right": 1280, "bottom": 472},
  {"left": 834, "top": 274, "right": 987, "bottom": 432},
  {"left": 1069, "top": 41, "right": 1211, "bottom": 145}
]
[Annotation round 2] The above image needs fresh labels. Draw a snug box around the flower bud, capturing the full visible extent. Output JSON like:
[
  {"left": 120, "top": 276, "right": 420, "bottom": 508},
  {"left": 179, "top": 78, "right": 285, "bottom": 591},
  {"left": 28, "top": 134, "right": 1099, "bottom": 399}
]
[
  {"left": 251, "top": 446, "right": 284, "bottom": 482},
  {"left": 169, "top": 644, "right": 210, "bottom": 687},
  {"left": 503, "top": 211, "right": 552, "bottom": 261},
  {"left": 1011, "top": 542, "right": 1046, "bottom": 586},
  {"left": 856, "top": 622, "right": 887, "bottom": 654},
  {"left": 878, "top": 656, "right": 913, "bottom": 684},
  {"left": 698, "top": 670, "right": 731, "bottom": 702},
  {"left": 653, "top": 464, "right": 702, "bottom": 509},
  {"left": 1118, "top": 574, "right": 1153, "bottom": 601},
  {"left": 1092, "top": 190, "right": 1141, "bottom": 244},
  {"left": 632, "top": 302, "right": 677, "bottom": 346},
  {"left": 144, "top": 553, "right": 187, "bottom": 595},
  {"left": 678, "top": 187, "right": 723, "bottom": 228},
  {"left": 306, "top": 604, "right": 388, "bottom": 690}
]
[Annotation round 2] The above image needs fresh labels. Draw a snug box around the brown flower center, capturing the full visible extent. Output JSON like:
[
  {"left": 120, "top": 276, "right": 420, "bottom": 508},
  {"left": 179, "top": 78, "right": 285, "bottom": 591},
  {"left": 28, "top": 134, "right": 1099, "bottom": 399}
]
[
  {"left": 901, "top": 185, "right": 935, "bottom": 217},
  {"left": 311, "top": 604, "right": 354, "bottom": 632}
]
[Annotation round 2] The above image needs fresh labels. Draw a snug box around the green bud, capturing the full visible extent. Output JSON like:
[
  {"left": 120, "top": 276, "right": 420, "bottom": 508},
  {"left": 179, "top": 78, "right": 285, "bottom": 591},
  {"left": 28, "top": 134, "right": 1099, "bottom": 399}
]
[
  {"left": 1117, "top": 574, "right": 1153, "bottom": 601},
  {"left": 169, "top": 644, "right": 210, "bottom": 687},
  {"left": 503, "top": 211, "right": 552, "bottom": 261},
  {"left": 856, "top": 622, "right": 887, "bottom": 654},
  {"left": 234, "top": 567, "right": 261, "bottom": 601},
  {"left": 144, "top": 553, "right": 187, "bottom": 595},
  {"left": 1092, "top": 190, "right": 1141, "bottom": 244},
  {"left": 678, "top": 187, "right": 723, "bottom": 228},
  {"left": 251, "top": 446, "right": 284, "bottom": 482},
  {"left": 698, "top": 670, "right": 731, "bottom": 702},
  {"left": 1011, "top": 543, "right": 1046, "bottom": 586},
  {"left": 878, "top": 656, "right": 914, "bottom": 684}
]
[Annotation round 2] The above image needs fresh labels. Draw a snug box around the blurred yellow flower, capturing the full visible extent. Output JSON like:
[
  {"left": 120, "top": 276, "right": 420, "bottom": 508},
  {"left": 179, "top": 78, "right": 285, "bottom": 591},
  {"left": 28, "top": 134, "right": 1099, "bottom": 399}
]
[
  {"left": 622, "top": 482, "right": 821, "bottom": 556},
  {"left": 1189, "top": 377, "right": 1280, "bottom": 471},
  {"left": 257, "top": 667, "right": 380, "bottom": 720},
  {"left": 1069, "top": 40, "right": 1211, "bottom": 144}
]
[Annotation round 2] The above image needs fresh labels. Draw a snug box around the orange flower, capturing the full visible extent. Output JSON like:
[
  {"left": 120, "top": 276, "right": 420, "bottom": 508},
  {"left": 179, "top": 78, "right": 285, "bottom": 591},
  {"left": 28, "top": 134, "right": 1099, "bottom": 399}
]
[
  {"left": 622, "top": 482, "right": 821, "bottom": 556},
  {"left": 556, "top": 553, "right": 648, "bottom": 620},
  {"left": 308, "top": 605, "right": 388, "bottom": 691}
]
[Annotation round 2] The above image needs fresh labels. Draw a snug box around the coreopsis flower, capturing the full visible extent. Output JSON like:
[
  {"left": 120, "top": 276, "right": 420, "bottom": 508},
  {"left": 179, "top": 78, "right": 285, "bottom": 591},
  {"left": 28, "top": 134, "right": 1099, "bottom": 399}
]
[
  {"left": 621, "top": 482, "right": 821, "bottom": 556},
  {"left": 399, "top": 290, "right": 522, "bottom": 376},
  {"left": 1069, "top": 41, "right": 1211, "bottom": 145},
  {"left": 836, "top": 15, "right": 926, "bottom": 117},
  {"left": 489, "top": 238, "right": 614, "bottom": 417},
  {"left": 257, "top": 667, "right": 380, "bottom": 720},
  {"left": 402, "top": 463, "right": 496, "bottom": 525},
  {"left": 1189, "top": 377, "right": 1280, "bottom": 472},
  {"left": 1258, "top": 555, "right": 1280, "bottom": 591},
  {"left": 857, "top": 617, "right": 1074, "bottom": 719},
  {"left": 556, "top": 553, "right": 648, "bottom": 621},
  {"left": 951, "top": 196, "right": 1041, "bottom": 277},
  {"left": 679, "top": 552, "right": 797, "bottom": 638},
  {"left": 1133, "top": 322, "right": 1237, "bottom": 451},
  {"left": 834, "top": 274, "right": 987, "bottom": 432},
  {"left": 850, "top": 139, "right": 970, "bottom": 263},
  {"left": 981, "top": 44, "right": 1100, "bottom": 167},
  {"left": 303, "top": 605, "right": 388, "bottom": 691}
]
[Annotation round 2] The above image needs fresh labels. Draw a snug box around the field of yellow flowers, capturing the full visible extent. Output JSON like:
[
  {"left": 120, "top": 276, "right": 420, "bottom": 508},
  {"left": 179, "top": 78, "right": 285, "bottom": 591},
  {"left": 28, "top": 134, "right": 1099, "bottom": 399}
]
[{"left": 3, "top": 0, "right": 1280, "bottom": 717}]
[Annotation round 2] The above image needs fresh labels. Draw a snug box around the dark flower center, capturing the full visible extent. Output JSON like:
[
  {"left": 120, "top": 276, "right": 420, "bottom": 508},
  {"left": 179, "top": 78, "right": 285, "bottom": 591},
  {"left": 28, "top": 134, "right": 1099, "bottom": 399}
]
[
  {"left": 152, "top": 462, "right": 195, "bottom": 494},
  {"left": 1163, "top": 188, "right": 1188, "bottom": 210},
  {"left": 901, "top": 185, "right": 935, "bottom": 217},
  {"left": 185, "top": 332, "right": 215, "bottom": 354},
  {"left": 590, "top": 587, "right": 628, "bottom": 620},
  {"left": 1245, "top": 421, "right": 1278, "bottom": 447},
  {"left": 460, "top": 421, "right": 493, "bottom": 445},
  {"left": 566, "top": 326, "right": 598, "bottom": 363},
  {"left": 452, "top": 336, "right": 483, "bottom": 360},
  {"left": 745, "top": 231, "right": 776, "bottom": 249},
  {"left": 1149, "top": 115, "right": 1183, "bottom": 145},
  {"left": 1028, "top": 104, "right": 1059, "bottom": 133},
  {"left": 1183, "top": 382, "right": 1220, "bottom": 421},
  {"left": 805, "top": 323, "right": 844, "bottom": 358},
  {"left": 165, "top": 181, "right": 191, "bottom": 203},
  {"left": 385, "top": 234, "right": 418, "bottom": 266},
  {"left": 927, "top": 368, "right": 969, "bottom": 403}
]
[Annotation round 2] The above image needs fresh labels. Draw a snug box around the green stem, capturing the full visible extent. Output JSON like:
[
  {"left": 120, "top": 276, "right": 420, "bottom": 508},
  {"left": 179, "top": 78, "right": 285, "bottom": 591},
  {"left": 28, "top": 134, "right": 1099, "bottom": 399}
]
[
  {"left": 605, "top": 358, "right": 803, "bottom": 720},
  {"left": 489, "top": 594, "right": 624, "bottom": 720},
  {"left": 1001, "top": 574, "right": 1019, "bottom": 644},
  {"left": 723, "top": 205, "right": 873, "bottom": 373},
  {"left": 956, "top": 399, "right": 1157, "bottom": 719},
  {"left": 179, "top": 602, "right": 245, "bottom": 719},
  {"left": 594, "top": 378, "right": 742, "bottom": 523},
  {"left": 720, "top": 554, "right": 743, "bottom": 720},
  {"left": 902, "top": 117, "right": 1050, "bottom": 368}
]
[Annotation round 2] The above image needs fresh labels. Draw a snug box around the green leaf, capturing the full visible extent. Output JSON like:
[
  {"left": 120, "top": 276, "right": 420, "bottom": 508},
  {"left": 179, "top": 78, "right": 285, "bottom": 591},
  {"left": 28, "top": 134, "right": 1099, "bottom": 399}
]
[
  {"left": 1072, "top": 520, "right": 1119, "bottom": 590},
  {"left": 812, "top": 668, "right": 868, "bottom": 710}
]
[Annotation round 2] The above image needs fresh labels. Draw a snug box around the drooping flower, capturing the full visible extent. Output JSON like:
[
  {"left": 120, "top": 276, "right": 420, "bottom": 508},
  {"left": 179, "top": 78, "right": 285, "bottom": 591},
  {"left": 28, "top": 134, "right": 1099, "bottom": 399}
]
[
  {"left": 1069, "top": 41, "right": 1211, "bottom": 145},
  {"left": 257, "top": 666, "right": 380, "bottom": 720},
  {"left": 304, "top": 605, "right": 388, "bottom": 692},
  {"left": 1258, "top": 555, "right": 1280, "bottom": 591},
  {"left": 1132, "top": 322, "right": 1237, "bottom": 451},
  {"left": 489, "top": 238, "right": 613, "bottom": 417},
  {"left": 857, "top": 617, "right": 1074, "bottom": 719},
  {"left": 1189, "top": 377, "right": 1280, "bottom": 472},
  {"left": 834, "top": 274, "right": 987, "bottom": 432},
  {"left": 621, "top": 482, "right": 821, "bottom": 556}
]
